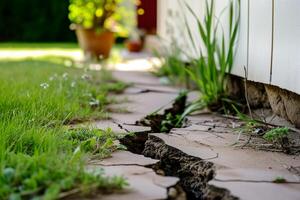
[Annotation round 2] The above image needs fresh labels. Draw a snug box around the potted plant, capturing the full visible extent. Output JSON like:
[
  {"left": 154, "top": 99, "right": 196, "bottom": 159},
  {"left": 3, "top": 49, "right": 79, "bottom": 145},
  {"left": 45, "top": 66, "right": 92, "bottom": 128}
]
[
  {"left": 125, "top": 29, "right": 145, "bottom": 52},
  {"left": 69, "top": 0, "right": 125, "bottom": 59}
]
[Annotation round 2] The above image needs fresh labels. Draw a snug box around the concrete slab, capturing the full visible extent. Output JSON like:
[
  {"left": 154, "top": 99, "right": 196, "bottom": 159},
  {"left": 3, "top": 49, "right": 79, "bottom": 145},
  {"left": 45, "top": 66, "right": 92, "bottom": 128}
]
[
  {"left": 90, "top": 151, "right": 158, "bottom": 166},
  {"left": 93, "top": 70, "right": 300, "bottom": 199},
  {"left": 210, "top": 181, "right": 300, "bottom": 200},
  {"left": 98, "top": 165, "right": 178, "bottom": 200},
  {"left": 84, "top": 164, "right": 178, "bottom": 200},
  {"left": 148, "top": 111, "right": 300, "bottom": 200},
  {"left": 113, "top": 71, "right": 163, "bottom": 86},
  {"left": 69, "top": 120, "right": 124, "bottom": 133},
  {"left": 111, "top": 113, "right": 145, "bottom": 124},
  {"left": 110, "top": 92, "right": 178, "bottom": 116},
  {"left": 85, "top": 150, "right": 179, "bottom": 200}
]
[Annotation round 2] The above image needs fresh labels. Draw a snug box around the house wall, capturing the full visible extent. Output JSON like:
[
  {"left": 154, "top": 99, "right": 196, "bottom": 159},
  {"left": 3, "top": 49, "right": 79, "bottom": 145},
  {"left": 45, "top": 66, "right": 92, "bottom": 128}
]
[{"left": 157, "top": 0, "right": 300, "bottom": 95}]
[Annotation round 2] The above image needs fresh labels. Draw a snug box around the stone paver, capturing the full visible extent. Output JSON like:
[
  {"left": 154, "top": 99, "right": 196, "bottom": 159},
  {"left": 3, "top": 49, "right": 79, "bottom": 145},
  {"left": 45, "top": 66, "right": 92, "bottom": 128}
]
[
  {"left": 90, "top": 150, "right": 158, "bottom": 166},
  {"left": 98, "top": 165, "right": 178, "bottom": 200},
  {"left": 87, "top": 150, "right": 179, "bottom": 200}
]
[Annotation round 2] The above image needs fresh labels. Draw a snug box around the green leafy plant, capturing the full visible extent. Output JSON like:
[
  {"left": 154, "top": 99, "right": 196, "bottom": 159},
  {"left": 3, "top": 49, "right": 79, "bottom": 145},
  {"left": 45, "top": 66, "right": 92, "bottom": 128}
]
[
  {"left": 231, "top": 105, "right": 292, "bottom": 153},
  {"left": 68, "top": 0, "right": 134, "bottom": 35},
  {"left": 263, "top": 127, "right": 289, "bottom": 142},
  {"left": 182, "top": 0, "right": 240, "bottom": 114},
  {"left": 68, "top": 128, "right": 127, "bottom": 159}
]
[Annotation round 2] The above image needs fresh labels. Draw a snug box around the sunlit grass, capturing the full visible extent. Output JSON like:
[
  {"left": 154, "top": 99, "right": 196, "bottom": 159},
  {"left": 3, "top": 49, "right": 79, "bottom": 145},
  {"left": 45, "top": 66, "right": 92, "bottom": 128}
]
[
  {"left": 0, "top": 56, "right": 128, "bottom": 199},
  {"left": 0, "top": 42, "right": 80, "bottom": 50},
  {"left": 0, "top": 43, "right": 124, "bottom": 62}
]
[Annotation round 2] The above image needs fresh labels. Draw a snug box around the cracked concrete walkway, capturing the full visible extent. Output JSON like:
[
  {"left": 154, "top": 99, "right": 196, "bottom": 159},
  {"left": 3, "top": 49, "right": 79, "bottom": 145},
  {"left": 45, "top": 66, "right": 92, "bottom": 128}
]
[{"left": 86, "top": 70, "right": 300, "bottom": 200}]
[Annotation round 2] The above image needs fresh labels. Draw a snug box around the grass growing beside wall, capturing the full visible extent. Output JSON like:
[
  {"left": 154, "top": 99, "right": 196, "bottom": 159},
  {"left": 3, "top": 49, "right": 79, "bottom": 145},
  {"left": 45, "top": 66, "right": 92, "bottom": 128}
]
[
  {"left": 0, "top": 57, "right": 128, "bottom": 199},
  {"left": 155, "top": 0, "right": 240, "bottom": 115},
  {"left": 184, "top": 0, "right": 240, "bottom": 112}
]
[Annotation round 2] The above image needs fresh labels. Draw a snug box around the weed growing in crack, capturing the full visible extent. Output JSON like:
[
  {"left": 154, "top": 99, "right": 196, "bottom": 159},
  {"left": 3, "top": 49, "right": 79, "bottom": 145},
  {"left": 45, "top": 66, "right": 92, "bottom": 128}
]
[
  {"left": 232, "top": 106, "right": 294, "bottom": 153},
  {"left": 66, "top": 128, "right": 127, "bottom": 159},
  {"left": 137, "top": 91, "right": 188, "bottom": 133},
  {"left": 263, "top": 127, "right": 289, "bottom": 143},
  {"left": 273, "top": 176, "right": 287, "bottom": 184}
]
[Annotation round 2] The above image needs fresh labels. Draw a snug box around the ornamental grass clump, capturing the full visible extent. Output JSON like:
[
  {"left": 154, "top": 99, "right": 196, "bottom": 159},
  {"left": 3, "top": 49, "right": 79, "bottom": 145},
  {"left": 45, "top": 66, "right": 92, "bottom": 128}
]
[{"left": 183, "top": 0, "right": 240, "bottom": 115}]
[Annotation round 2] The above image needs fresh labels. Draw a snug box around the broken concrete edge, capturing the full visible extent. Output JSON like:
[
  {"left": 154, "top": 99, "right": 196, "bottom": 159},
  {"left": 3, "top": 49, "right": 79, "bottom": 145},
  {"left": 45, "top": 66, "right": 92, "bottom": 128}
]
[
  {"left": 143, "top": 133, "right": 300, "bottom": 200},
  {"left": 103, "top": 70, "right": 299, "bottom": 199},
  {"left": 228, "top": 74, "right": 300, "bottom": 128},
  {"left": 89, "top": 150, "right": 183, "bottom": 200},
  {"left": 86, "top": 164, "right": 181, "bottom": 200},
  {"left": 142, "top": 133, "right": 238, "bottom": 200}
]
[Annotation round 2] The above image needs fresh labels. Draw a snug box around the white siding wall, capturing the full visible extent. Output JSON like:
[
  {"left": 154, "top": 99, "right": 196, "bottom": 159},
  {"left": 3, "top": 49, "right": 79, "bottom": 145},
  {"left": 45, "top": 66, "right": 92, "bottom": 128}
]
[
  {"left": 157, "top": 0, "right": 300, "bottom": 95},
  {"left": 272, "top": 0, "right": 300, "bottom": 94},
  {"left": 248, "top": 0, "right": 273, "bottom": 84}
]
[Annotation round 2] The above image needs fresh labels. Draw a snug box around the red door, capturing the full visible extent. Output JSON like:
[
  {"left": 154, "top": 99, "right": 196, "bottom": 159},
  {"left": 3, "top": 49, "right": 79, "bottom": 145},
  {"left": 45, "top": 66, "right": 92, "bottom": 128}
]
[{"left": 137, "top": 0, "right": 157, "bottom": 34}]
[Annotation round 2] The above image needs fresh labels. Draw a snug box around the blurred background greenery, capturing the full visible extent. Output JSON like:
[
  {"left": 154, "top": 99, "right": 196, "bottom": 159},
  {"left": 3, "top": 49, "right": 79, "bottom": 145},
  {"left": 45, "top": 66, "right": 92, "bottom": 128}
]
[{"left": 0, "top": 0, "right": 75, "bottom": 42}]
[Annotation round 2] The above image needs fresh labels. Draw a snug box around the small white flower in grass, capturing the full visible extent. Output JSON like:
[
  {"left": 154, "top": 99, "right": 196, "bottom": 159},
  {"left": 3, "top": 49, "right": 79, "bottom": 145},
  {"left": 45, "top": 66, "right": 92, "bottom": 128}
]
[
  {"left": 71, "top": 81, "right": 76, "bottom": 88},
  {"left": 49, "top": 76, "right": 54, "bottom": 81},
  {"left": 89, "top": 98, "right": 100, "bottom": 107},
  {"left": 40, "top": 83, "right": 49, "bottom": 89},
  {"left": 64, "top": 60, "right": 73, "bottom": 67},
  {"left": 62, "top": 73, "right": 68, "bottom": 80},
  {"left": 81, "top": 73, "right": 91, "bottom": 80}
]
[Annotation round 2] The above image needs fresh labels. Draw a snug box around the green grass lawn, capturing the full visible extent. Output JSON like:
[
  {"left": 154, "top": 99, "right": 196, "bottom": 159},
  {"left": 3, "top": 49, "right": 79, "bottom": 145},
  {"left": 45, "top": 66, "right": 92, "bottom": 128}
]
[
  {"left": 0, "top": 42, "right": 80, "bottom": 50},
  {"left": 0, "top": 42, "right": 124, "bottom": 63},
  {"left": 0, "top": 55, "right": 128, "bottom": 199}
]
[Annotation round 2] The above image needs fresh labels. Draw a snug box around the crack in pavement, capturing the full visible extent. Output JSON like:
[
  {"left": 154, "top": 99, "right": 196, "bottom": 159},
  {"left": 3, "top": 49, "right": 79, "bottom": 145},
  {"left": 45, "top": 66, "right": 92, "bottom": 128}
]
[
  {"left": 89, "top": 163, "right": 154, "bottom": 168},
  {"left": 213, "top": 178, "right": 300, "bottom": 184},
  {"left": 113, "top": 121, "right": 131, "bottom": 133}
]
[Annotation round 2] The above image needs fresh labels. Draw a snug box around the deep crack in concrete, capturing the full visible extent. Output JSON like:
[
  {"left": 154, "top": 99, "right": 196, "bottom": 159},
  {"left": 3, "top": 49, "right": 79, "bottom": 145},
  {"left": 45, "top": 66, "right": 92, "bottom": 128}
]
[{"left": 119, "top": 106, "right": 239, "bottom": 200}]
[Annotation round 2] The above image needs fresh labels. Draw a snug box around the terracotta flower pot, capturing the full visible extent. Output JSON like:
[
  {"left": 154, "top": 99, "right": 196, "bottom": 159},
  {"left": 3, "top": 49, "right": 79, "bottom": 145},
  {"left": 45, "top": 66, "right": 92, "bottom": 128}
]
[
  {"left": 75, "top": 27, "right": 115, "bottom": 59},
  {"left": 125, "top": 40, "right": 144, "bottom": 52}
]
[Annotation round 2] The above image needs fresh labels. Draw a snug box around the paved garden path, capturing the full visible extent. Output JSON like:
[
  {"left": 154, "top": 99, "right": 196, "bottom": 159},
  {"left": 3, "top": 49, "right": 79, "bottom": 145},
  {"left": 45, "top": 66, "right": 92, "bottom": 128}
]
[{"left": 81, "top": 71, "right": 300, "bottom": 200}]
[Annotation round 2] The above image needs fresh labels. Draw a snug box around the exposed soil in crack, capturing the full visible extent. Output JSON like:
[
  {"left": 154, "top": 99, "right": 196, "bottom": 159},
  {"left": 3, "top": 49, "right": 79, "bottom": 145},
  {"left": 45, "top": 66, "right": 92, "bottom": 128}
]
[
  {"left": 136, "top": 92, "right": 187, "bottom": 133},
  {"left": 120, "top": 131, "right": 237, "bottom": 200},
  {"left": 144, "top": 135, "right": 237, "bottom": 200},
  {"left": 119, "top": 131, "right": 149, "bottom": 155},
  {"left": 119, "top": 97, "right": 238, "bottom": 200}
]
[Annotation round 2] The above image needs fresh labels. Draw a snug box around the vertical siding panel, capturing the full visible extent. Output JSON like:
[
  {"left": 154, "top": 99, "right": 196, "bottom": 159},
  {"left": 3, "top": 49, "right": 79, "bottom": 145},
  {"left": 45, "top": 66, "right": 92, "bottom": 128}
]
[
  {"left": 157, "top": 0, "right": 169, "bottom": 41},
  {"left": 183, "top": 0, "right": 206, "bottom": 58},
  {"left": 248, "top": 0, "right": 273, "bottom": 83},
  {"left": 272, "top": 0, "right": 300, "bottom": 94},
  {"left": 232, "top": 0, "right": 248, "bottom": 77},
  {"left": 214, "top": 0, "right": 249, "bottom": 77}
]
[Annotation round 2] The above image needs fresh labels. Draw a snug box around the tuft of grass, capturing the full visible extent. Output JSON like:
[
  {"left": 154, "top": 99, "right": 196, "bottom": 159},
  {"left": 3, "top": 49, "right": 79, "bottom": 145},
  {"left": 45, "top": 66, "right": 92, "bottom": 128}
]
[
  {"left": 263, "top": 127, "right": 289, "bottom": 142},
  {"left": 183, "top": 0, "right": 240, "bottom": 113},
  {"left": 0, "top": 57, "right": 128, "bottom": 199},
  {"left": 273, "top": 176, "right": 287, "bottom": 184},
  {"left": 67, "top": 127, "right": 127, "bottom": 159}
]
